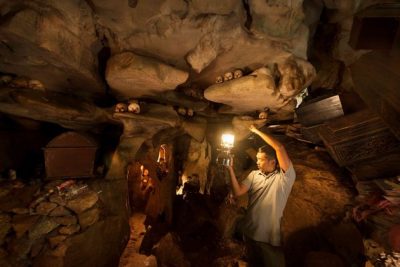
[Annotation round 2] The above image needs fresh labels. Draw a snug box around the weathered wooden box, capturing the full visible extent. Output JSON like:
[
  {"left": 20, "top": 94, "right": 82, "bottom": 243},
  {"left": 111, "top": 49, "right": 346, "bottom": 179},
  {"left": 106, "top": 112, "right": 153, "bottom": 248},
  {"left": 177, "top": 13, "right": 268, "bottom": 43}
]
[
  {"left": 296, "top": 94, "right": 344, "bottom": 127},
  {"left": 349, "top": 3, "right": 400, "bottom": 50},
  {"left": 318, "top": 109, "right": 400, "bottom": 167},
  {"left": 44, "top": 132, "right": 97, "bottom": 179}
]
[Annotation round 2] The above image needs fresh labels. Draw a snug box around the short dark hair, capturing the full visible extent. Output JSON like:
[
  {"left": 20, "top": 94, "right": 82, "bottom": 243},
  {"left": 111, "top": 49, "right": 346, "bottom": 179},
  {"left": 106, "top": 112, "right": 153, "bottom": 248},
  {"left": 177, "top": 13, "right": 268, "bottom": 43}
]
[{"left": 258, "top": 145, "right": 277, "bottom": 160}]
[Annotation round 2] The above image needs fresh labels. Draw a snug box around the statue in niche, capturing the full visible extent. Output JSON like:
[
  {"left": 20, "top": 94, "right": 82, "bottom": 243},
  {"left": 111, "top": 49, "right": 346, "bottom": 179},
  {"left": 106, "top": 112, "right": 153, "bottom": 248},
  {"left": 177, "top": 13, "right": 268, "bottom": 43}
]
[
  {"left": 156, "top": 144, "right": 168, "bottom": 180},
  {"left": 156, "top": 158, "right": 168, "bottom": 181}
]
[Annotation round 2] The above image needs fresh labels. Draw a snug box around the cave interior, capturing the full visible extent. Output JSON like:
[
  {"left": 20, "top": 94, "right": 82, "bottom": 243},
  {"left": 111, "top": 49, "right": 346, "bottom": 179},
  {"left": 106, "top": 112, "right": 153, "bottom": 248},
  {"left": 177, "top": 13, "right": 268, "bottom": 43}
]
[{"left": 0, "top": 1, "right": 400, "bottom": 267}]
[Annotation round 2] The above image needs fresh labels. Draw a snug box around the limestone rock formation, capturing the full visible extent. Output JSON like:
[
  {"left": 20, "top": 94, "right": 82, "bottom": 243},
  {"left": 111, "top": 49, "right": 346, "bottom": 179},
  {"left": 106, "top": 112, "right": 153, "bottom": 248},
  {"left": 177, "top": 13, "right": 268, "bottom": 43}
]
[
  {"left": 281, "top": 138, "right": 355, "bottom": 265},
  {"left": 204, "top": 59, "right": 315, "bottom": 114},
  {"left": 0, "top": 0, "right": 378, "bottom": 125},
  {"left": 248, "top": 0, "right": 306, "bottom": 39},
  {"left": 106, "top": 52, "right": 189, "bottom": 98},
  {"left": 0, "top": 1, "right": 104, "bottom": 96},
  {"left": 181, "top": 137, "right": 212, "bottom": 195},
  {"left": 0, "top": 88, "right": 112, "bottom": 130}
]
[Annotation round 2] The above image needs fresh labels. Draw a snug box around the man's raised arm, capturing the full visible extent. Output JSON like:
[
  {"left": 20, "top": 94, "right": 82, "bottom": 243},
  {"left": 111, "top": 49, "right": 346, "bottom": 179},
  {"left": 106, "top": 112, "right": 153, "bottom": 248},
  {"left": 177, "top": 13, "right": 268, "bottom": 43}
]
[
  {"left": 226, "top": 158, "right": 249, "bottom": 197},
  {"left": 249, "top": 125, "right": 292, "bottom": 172}
]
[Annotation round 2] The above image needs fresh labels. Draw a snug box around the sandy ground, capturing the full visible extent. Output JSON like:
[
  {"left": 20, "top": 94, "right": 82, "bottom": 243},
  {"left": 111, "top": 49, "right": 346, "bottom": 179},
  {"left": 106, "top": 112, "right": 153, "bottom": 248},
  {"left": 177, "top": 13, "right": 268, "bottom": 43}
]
[{"left": 119, "top": 212, "right": 149, "bottom": 267}]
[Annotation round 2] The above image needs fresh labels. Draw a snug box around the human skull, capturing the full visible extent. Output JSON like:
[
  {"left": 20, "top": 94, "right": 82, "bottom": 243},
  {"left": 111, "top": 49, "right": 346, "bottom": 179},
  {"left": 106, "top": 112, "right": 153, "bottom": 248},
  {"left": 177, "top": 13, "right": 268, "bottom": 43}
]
[
  {"left": 215, "top": 76, "right": 224, "bottom": 84},
  {"left": 234, "top": 69, "right": 243, "bottom": 79},
  {"left": 115, "top": 103, "right": 128, "bottom": 113},
  {"left": 177, "top": 107, "right": 187, "bottom": 116},
  {"left": 187, "top": 108, "right": 194, "bottom": 117},
  {"left": 259, "top": 111, "right": 268, "bottom": 120},
  {"left": 127, "top": 100, "right": 140, "bottom": 114},
  {"left": 28, "top": 80, "right": 45, "bottom": 90},
  {"left": 223, "top": 72, "right": 233, "bottom": 82}
]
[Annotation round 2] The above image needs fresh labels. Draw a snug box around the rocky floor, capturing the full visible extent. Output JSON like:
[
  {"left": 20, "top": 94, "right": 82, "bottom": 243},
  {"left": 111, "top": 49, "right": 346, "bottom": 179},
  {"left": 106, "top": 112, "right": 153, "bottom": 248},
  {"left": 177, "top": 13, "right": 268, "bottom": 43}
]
[{"left": 119, "top": 212, "right": 157, "bottom": 267}]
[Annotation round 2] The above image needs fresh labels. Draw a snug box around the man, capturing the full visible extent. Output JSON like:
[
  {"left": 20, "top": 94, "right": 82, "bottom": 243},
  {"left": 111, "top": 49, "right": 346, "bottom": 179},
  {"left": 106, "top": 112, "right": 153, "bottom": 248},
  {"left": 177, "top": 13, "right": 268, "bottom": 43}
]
[{"left": 226, "top": 125, "right": 296, "bottom": 266}]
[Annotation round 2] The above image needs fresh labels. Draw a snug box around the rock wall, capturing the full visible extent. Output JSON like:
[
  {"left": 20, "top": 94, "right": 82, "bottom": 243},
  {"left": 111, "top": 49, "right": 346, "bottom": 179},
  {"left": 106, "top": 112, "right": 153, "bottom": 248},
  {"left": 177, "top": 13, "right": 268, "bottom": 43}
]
[
  {"left": 281, "top": 137, "right": 357, "bottom": 266},
  {"left": 0, "top": 178, "right": 129, "bottom": 267}
]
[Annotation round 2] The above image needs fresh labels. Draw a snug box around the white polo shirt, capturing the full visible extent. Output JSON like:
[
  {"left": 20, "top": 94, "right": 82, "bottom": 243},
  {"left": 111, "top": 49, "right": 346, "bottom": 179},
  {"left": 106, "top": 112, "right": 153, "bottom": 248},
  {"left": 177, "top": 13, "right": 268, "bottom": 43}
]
[{"left": 241, "top": 163, "right": 296, "bottom": 246}]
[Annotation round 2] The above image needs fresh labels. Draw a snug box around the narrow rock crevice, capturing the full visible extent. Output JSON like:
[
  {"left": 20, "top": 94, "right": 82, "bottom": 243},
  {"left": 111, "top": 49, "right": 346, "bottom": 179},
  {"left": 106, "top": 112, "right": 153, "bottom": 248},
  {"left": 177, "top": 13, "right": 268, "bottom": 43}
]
[{"left": 242, "top": 0, "right": 252, "bottom": 31}]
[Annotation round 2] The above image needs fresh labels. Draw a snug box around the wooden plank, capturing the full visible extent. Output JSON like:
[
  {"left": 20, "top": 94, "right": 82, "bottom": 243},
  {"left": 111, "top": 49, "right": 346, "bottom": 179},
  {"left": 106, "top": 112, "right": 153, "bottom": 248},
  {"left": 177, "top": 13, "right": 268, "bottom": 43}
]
[
  {"left": 296, "top": 95, "right": 344, "bottom": 126},
  {"left": 318, "top": 110, "right": 385, "bottom": 143},
  {"left": 350, "top": 50, "right": 400, "bottom": 140}
]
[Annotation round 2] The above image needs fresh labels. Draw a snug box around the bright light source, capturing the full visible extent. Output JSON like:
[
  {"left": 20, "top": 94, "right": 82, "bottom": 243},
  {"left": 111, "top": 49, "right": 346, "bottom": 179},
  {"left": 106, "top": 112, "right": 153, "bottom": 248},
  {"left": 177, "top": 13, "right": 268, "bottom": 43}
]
[{"left": 221, "top": 134, "right": 235, "bottom": 149}]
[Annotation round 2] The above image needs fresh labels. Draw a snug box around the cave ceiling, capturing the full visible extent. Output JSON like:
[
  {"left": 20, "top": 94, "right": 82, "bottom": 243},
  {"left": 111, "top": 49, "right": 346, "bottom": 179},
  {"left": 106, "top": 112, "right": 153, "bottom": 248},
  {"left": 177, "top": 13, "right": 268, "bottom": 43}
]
[{"left": 0, "top": 0, "right": 381, "bottom": 132}]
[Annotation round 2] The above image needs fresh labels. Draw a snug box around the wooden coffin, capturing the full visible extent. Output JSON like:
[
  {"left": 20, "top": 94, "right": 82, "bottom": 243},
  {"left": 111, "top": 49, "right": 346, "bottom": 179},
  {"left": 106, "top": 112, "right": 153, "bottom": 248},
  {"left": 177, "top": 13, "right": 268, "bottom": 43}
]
[
  {"left": 44, "top": 132, "right": 97, "bottom": 179},
  {"left": 318, "top": 109, "right": 400, "bottom": 167}
]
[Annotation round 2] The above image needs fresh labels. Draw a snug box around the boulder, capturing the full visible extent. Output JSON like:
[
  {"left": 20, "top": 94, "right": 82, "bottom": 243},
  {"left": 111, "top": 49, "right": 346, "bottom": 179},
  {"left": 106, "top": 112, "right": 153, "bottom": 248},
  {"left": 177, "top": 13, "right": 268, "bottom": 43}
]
[
  {"left": 49, "top": 206, "right": 72, "bottom": 217},
  {"left": 106, "top": 52, "right": 189, "bottom": 98},
  {"left": 29, "top": 217, "right": 59, "bottom": 240},
  {"left": 35, "top": 202, "right": 58, "bottom": 215},
  {"left": 78, "top": 208, "right": 100, "bottom": 229},
  {"left": 204, "top": 58, "right": 315, "bottom": 114},
  {"left": 65, "top": 191, "right": 98, "bottom": 214},
  {"left": 59, "top": 224, "right": 80, "bottom": 236},
  {"left": 12, "top": 214, "right": 40, "bottom": 238},
  {"left": 153, "top": 233, "right": 190, "bottom": 267},
  {"left": 53, "top": 216, "right": 78, "bottom": 226}
]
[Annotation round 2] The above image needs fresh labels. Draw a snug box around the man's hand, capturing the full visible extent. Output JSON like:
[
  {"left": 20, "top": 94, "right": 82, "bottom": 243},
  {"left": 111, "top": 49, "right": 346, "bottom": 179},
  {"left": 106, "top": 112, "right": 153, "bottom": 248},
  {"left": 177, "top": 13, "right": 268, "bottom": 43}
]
[
  {"left": 224, "top": 154, "right": 249, "bottom": 197},
  {"left": 223, "top": 154, "right": 234, "bottom": 169}
]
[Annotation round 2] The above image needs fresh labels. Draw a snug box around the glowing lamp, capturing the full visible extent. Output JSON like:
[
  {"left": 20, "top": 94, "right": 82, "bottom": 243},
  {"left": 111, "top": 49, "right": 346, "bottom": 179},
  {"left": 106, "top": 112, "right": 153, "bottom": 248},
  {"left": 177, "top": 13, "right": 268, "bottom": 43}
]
[
  {"left": 217, "top": 133, "right": 235, "bottom": 166},
  {"left": 221, "top": 134, "right": 235, "bottom": 149}
]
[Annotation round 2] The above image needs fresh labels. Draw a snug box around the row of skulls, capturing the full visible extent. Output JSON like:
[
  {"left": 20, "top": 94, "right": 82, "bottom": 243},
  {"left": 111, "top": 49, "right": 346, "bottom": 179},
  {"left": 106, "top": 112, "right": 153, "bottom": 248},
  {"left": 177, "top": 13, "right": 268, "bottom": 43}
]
[
  {"left": 1, "top": 74, "right": 45, "bottom": 90},
  {"left": 114, "top": 100, "right": 140, "bottom": 113},
  {"left": 114, "top": 101, "right": 195, "bottom": 118},
  {"left": 176, "top": 106, "right": 194, "bottom": 117},
  {"left": 216, "top": 69, "right": 243, "bottom": 84}
]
